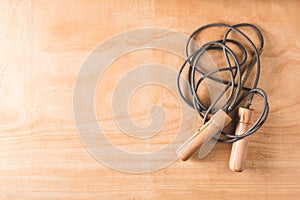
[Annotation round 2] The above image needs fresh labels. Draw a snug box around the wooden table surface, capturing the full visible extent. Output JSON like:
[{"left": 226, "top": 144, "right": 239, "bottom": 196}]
[{"left": 0, "top": 0, "right": 299, "bottom": 199}]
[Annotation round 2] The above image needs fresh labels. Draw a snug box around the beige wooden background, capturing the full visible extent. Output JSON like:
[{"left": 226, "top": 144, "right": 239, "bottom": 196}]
[{"left": 0, "top": 0, "right": 299, "bottom": 199}]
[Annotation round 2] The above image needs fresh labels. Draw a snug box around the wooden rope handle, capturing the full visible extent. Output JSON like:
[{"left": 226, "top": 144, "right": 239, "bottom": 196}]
[
  {"left": 177, "top": 109, "right": 231, "bottom": 161},
  {"left": 229, "top": 107, "right": 254, "bottom": 172}
]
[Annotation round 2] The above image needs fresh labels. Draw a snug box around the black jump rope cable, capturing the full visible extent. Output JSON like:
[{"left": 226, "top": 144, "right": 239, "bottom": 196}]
[{"left": 176, "top": 23, "right": 269, "bottom": 165}]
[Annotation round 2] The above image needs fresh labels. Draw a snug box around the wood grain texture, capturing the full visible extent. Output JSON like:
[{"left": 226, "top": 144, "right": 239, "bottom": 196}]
[{"left": 0, "top": 0, "right": 300, "bottom": 199}]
